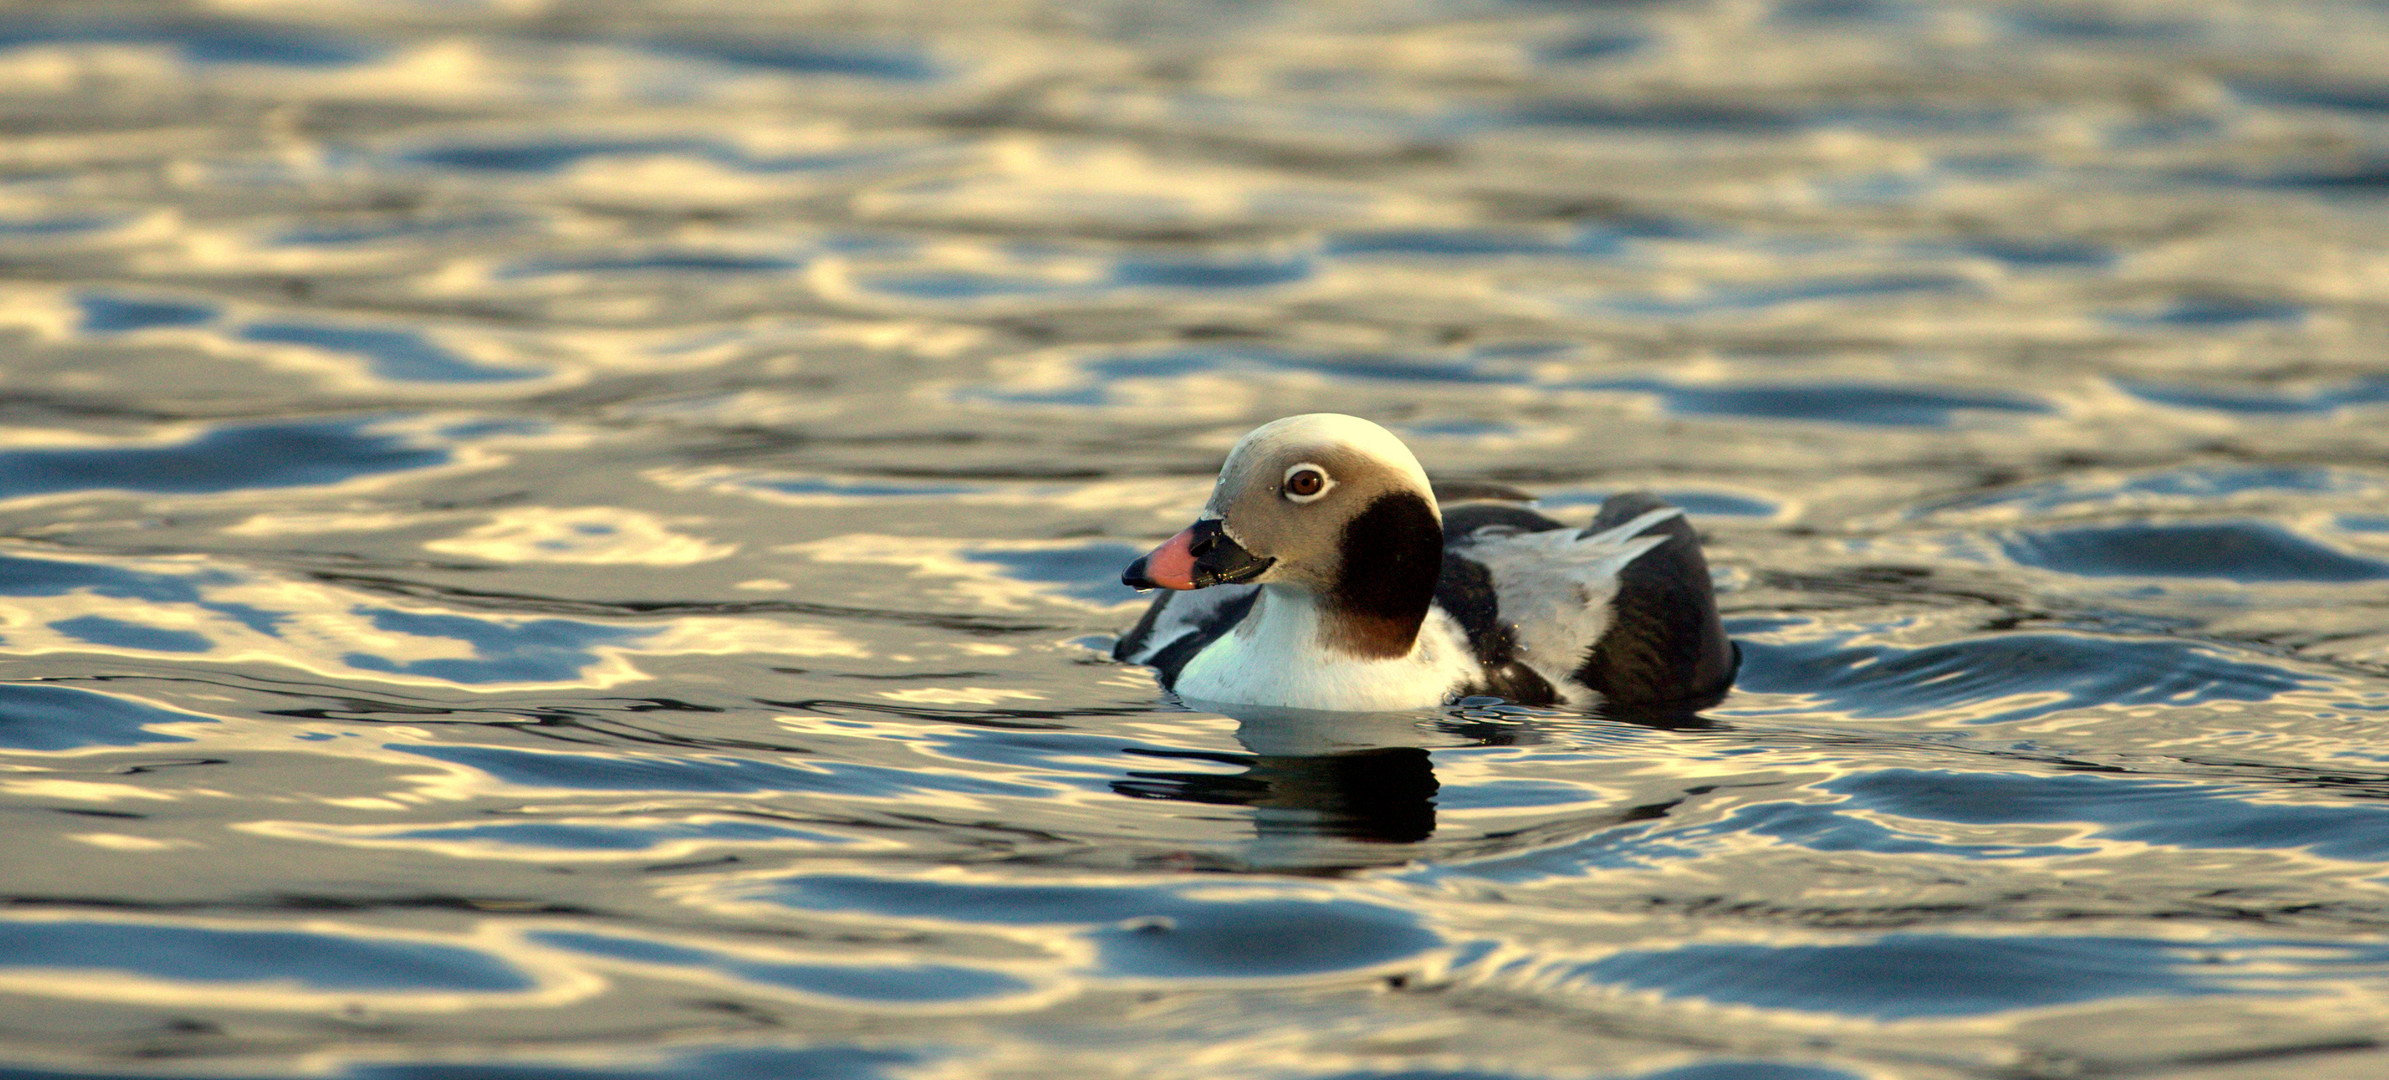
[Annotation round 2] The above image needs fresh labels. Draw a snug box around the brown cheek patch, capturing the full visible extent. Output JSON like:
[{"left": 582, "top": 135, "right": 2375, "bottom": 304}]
[{"left": 1318, "top": 490, "right": 1443, "bottom": 660}]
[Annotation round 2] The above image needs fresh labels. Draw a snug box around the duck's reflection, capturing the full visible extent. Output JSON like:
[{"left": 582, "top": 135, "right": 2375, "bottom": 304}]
[
  {"left": 1114, "top": 701, "right": 1715, "bottom": 850},
  {"left": 1118, "top": 743, "right": 1441, "bottom": 843}
]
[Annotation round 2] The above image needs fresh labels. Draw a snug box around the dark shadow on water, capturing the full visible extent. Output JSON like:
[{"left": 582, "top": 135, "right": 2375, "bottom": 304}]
[
  {"left": 2119, "top": 377, "right": 2389, "bottom": 415},
  {"left": 1119, "top": 744, "right": 1441, "bottom": 844},
  {"left": 400, "top": 136, "right": 897, "bottom": 177},
  {"left": 766, "top": 873, "right": 1440, "bottom": 979},
  {"left": 1507, "top": 98, "right": 1799, "bottom": 133},
  {"left": 340, "top": 609, "right": 656, "bottom": 685},
  {"left": 1540, "top": 30, "right": 1647, "bottom": 63},
  {"left": 2106, "top": 295, "right": 2304, "bottom": 327},
  {"left": 2003, "top": 521, "right": 2389, "bottom": 582},
  {"left": 1319, "top": 1062, "right": 1860, "bottom": 1080},
  {"left": 0, "top": 17, "right": 380, "bottom": 68},
  {"left": 2191, "top": 159, "right": 2389, "bottom": 195},
  {"left": 78, "top": 293, "right": 217, "bottom": 333},
  {"left": 1114, "top": 697, "right": 1722, "bottom": 852},
  {"left": 405, "top": 137, "right": 716, "bottom": 173},
  {"left": 1912, "top": 464, "right": 2374, "bottom": 517},
  {"left": 1567, "top": 377, "right": 2050, "bottom": 426},
  {"left": 0, "top": 1046, "right": 926, "bottom": 1080},
  {"left": 1592, "top": 274, "right": 1978, "bottom": 319},
  {"left": 0, "top": 919, "right": 530, "bottom": 991},
  {"left": 48, "top": 614, "right": 213, "bottom": 654},
  {"left": 0, "top": 419, "right": 446, "bottom": 499},
  {"left": 0, "top": 684, "right": 207, "bottom": 751},
  {"left": 631, "top": 35, "right": 943, "bottom": 81},
  {"left": 1111, "top": 253, "right": 1313, "bottom": 290},
  {"left": 497, "top": 251, "right": 804, "bottom": 278},
  {"left": 1736, "top": 627, "right": 2317, "bottom": 724},
  {"left": 1577, "top": 933, "right": 2306, "bottom": 1020}
]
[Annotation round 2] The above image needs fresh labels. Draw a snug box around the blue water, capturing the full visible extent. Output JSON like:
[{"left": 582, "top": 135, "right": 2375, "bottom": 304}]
[{"left": 1, "top": 1, "right": 2388, "bottom": 1078}]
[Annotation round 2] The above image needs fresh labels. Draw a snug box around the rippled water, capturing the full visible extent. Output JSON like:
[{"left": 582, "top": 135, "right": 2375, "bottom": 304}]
[{"left": 3, "top": 1, "right": 2389, "bottom": 1077}]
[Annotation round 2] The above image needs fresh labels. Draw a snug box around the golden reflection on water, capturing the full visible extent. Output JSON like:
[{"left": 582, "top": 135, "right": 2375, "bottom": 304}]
[{"left": 0, "top": 0, "right": 2386, "bottom": 1076}]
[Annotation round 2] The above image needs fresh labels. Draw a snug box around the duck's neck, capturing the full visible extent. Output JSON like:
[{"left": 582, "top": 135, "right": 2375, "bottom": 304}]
[{"left": 1314, "top": 490, "right": 1443, "bottom": 659}]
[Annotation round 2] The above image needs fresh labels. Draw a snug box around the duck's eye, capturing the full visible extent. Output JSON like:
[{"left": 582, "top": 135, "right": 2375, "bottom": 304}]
[{"left": 1282, "top": 464, "right": 1333, "bottom": 503}]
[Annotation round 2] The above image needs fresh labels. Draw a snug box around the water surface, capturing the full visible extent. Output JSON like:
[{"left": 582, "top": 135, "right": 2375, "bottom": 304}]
[{"left": 1, "top": 1, "right": 2388, "bottom": 1077}]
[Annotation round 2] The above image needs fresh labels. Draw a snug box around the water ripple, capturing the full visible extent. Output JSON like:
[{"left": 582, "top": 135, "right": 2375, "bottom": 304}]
[
  {"left": 1736, "top": 629, "right": 2318, "bottom": 723},
  {"left": 238, "top": 324, "right": 541, "bottom": 383},
  {"left": 0, "top": 17, "right": 380, "bottom": 68},
  {"left": 395, "top": 742, "right": 1055, "bottom": 799},
  {"left": 0, "top": 685, "right": 208, "bottom": 751},
  {"left": 1831, "top": 769, "right": 2389, "bottom": 862},
  {"left": 2, "top": 0, "right": 2389, "bottom": 1076},
  {"left": 1577, "top": 933, "right": 2344, "bottom": 1019},
  {"left": 0, "top": 419, "right": 446, "bottom": 499},
  {"left": 763, "top": 876, "right": 1441, "bottom": 980},
  {"left": 530, "top": 929, "right": 1032, "bottom": 1003},
  {"left": 2003, "top": 522, "right": 2389, "bottom": 582}
]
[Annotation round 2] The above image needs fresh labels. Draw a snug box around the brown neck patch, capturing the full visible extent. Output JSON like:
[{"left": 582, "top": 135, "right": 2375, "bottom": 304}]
[
  {"left": 1319, "top": 491, "right": 1442, "bottom": 660},
  {"left": 1321, "top": 608, "right": 1424, "bottom": 659}
]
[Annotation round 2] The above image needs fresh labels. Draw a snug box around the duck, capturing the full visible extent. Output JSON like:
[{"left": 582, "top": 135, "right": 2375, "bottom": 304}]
[{"left": 1112, "top": 413, "right": 1736, "bottom": 712}]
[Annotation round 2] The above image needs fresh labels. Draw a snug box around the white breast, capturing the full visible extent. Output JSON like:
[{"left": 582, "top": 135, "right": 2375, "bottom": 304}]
[{"left": 1172, "top": 586, "right": 1477, "bottom": 711}]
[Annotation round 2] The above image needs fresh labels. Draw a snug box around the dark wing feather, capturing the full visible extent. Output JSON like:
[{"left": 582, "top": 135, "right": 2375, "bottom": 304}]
[
  {"left": 1112, "top": 585, "right": 1259, "bottom": 690},
  {"left": 1572, "top": 491, "right": 1738, "bottom": 709}
]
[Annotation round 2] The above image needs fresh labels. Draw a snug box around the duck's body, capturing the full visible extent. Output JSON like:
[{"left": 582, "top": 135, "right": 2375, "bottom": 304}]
[
  {"left": 1167, "top": 586, "right": 1481, "bottom": 711},
  {"left": 1113, "top": 415, "right": 1735, "bottom": 712}
]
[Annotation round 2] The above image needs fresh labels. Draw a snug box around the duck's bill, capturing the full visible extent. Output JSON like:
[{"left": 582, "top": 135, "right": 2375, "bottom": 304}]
[{"left": 1122, "top": 518, "right": 1274, "bottom": 590}]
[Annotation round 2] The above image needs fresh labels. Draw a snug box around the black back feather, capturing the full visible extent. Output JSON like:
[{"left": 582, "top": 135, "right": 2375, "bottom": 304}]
[{"left": 1573, "top": 492, "right": 1738, "bottom": 709}]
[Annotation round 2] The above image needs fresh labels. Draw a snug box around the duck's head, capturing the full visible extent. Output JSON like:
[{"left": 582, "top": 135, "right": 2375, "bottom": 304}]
[{"left": 1123, "top": 414, "right": 1443, "bottom": 614}]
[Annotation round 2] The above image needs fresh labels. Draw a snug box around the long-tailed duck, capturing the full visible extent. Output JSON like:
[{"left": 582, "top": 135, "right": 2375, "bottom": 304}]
[{"left": 1113, "top": 413, "right": 1736, "bottom": 712}]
